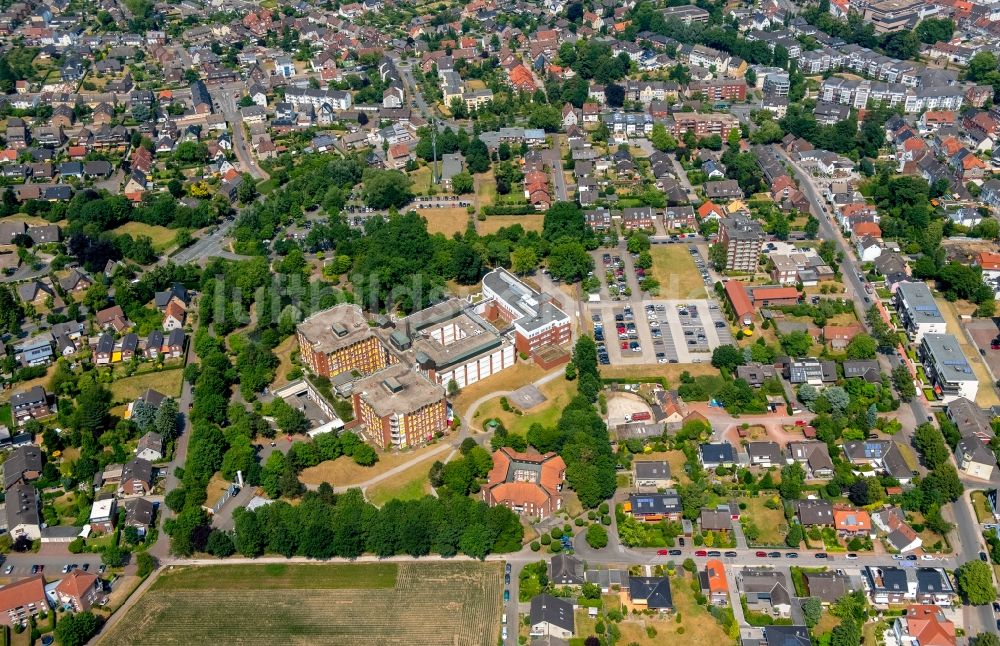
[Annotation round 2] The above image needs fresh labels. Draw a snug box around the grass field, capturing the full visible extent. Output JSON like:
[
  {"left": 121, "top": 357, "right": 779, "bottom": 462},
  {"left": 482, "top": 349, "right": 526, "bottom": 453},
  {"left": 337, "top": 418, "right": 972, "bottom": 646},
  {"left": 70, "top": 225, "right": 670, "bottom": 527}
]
[
  {"left": 365, "top": 459, "right": 433, "bottom": 507},
  {"left": 299, "top": 441, "right": 446, "bottom": 487},
  {"left": 935, "top": 298, "right": 999, "bottom": 406},
  {"left": 474, "top": 376, "right": 577, "bottom": 436},
  {"left": 113, "top": 222, "right": 177, "bottom": 252},
  {"left": 650, "top": 246, "right": 706, "bottom": 299},
  {"left": 476, "top": 214, "right": 544, "bottom": 235},
  {"left": 409, "top": 166, "right": 433, "bottom": 195},
  {"left": 599, "top": 361, "right": 719, "bottom": 385},
  {"left": 661, "top": 450, "right": 691, "bottom": 485},
  {"left": 99, "top": 562, "right": 503, "bottom": 646},
  {"left": 742, "top": 496, "right": 788, "bottom": 546},
  {"left": 474, "top": 172, "right": 496, "bottom": 210},
  {"left": 0, "top": 365, "right": 55, "bottom": 404},
  {"left": 108, "top": 368, "right": 184, "bottom": 404},
  {"left": 971, "top": 490, "right": 993, "bottom": 523},
  {"left": 575, "top": 573, "right": 734, "bottom": 645},
  {"left": 417, "top": 207, "right": 471, "bottom": 236},
  {"left": 451, "top": 361, "right": 552, "bottom": 420}
]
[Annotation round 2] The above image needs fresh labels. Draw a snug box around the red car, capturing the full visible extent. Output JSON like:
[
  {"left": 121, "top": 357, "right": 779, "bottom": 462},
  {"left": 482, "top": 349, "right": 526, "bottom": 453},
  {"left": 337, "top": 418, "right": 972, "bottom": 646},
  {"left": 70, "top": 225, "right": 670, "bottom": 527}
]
[
  {"left": 695, "top": 550, "right": 708, "bottom": 557},
  {"left": 620, "top": 341, "right": 629, "bottom": 350},
  {"left": 656, "top": 549, "right": 670, "bottom": 556},
  {"left": 756, "top": 551, "right": 768, "bottom": 557}
]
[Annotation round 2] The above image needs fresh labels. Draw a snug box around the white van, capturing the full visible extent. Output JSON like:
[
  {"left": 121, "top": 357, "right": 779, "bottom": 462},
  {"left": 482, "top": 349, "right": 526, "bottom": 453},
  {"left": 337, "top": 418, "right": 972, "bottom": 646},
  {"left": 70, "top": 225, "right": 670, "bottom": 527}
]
[{"left": 502, "top": 613, "right": 507, "bottom": 624}]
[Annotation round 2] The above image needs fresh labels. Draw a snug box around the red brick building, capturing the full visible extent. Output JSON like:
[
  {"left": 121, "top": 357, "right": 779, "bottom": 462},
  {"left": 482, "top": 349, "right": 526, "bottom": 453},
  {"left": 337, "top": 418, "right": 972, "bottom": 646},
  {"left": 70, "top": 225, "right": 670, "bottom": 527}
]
[
  {"left": 297, "top": 304, "right": 394, "bottom": 379},
  {"left": 480, "top": 268, "right": 571, "bottom": 357},
  {"left": 351, "top": 363, "right": 448, "bottom": 450},
  {"left": 484, "top": 448, "right": 566, "bottom": 518}
]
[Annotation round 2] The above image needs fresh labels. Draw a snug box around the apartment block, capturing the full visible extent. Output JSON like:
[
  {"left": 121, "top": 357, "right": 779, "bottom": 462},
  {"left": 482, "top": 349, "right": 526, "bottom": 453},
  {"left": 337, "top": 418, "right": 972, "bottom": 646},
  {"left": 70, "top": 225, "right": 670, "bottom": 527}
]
[
  {"left": 718, "top": 214, "right": 764, "bottom": 272},
  {"left": 894, "top": 282, "right": 945, "bottom": 343},
  {"left": 351, "top": 363, "right": 448, "bottom": 450},
  {"left": 919, "top": 334, "right": 978, "bottom": 403},
  {"left": 297, "top": 304, "right": 394, "bottom": 379}
]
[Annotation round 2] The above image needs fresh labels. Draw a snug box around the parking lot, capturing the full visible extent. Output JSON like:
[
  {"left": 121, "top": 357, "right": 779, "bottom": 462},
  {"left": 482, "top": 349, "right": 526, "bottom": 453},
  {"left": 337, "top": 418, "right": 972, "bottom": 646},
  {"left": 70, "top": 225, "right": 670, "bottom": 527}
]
[
  {"left": 587, "top": 244, "right": 730, "bottom": 366},
  {"left": 590, "top": 299, "right": 730, "bottom": 366}
]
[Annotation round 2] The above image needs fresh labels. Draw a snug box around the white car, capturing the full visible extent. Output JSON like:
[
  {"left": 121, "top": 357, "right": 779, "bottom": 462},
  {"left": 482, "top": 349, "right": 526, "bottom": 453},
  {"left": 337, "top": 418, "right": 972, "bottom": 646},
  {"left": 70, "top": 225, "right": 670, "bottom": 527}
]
[
  {"left": 502, "top": 626, "right": 507, "bottom": 640},
  {"left": 891, "top": 554, "right": 904, "bottom": 560},
  {"left": 920, "top": 554, "right": 935, "bottom": 561}
]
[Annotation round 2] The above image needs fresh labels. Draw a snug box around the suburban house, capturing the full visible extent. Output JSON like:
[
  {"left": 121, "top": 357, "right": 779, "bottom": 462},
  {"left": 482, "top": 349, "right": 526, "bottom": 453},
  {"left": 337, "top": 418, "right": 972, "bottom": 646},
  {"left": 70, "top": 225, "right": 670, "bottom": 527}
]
[
  {"left": 119, "top": 458, "right": 154, "bottom": 496},
  {"left": 955, "top": 436, "right": 997, "bottom": 480},
  {"left": 701, "top": 559, "right": 729, "bottom": 606},
  {"left": 628, "top": 576, "right": 673, "bottom": 612},
  {"left": 627, "top": 491, "right": 682, "bottom": 522},
  {"left": 136, "top": 431, "right": 164, "bottom": 462},
  {"left": 787, "top": 441, "right": 833, "bottom": 478},
  {"left": 11, "top": 387, "right": 53, "bottom": 425},
  {"left": 739, "top": 568, "right": 792, "bottom": 617},
  {"left": 88, "top": 497, "right": 116, "bottom": 534},
  {"left": 54, "top": 569, "right": 102, "bottom": 612},
  {"left": 5, "top": 482, "right": 41, "bottom": 540},
  {"left": 163, "top": 300, "right": 186, "bottom": 331},
  {"left": 549, "top": 554, "right": 584, "bottom": 586},
  {"left": 699, "top": 508, "right": 733, "bottom": 534},
  {"left": 863, "top": 567, "right": 955, "bottom": 606},
  {"left": 803, "top": 571, "right": 850, "bottom": 604},
  {"left": 842, "top": 440, "right": 913, "bottom": 483},
  {"left": 123, "top": 498, "right": 156, "bottom": 537},
  {"left": 95, "top": 305, "right": 131, "bottom": 333},
  {"left": 747, "top": 441, "right": 782, "bottom": 467},
  {"left": 3, "top": 445, "right": 43, "bottom": 490},
  {"left": 633, "top": 461, "right": 670, "bottom": 488},
  {"left": 796, "top": 499, "right": 834, "bottom": 527},
  {"left": 529, "top": 594, "right": 574, "bottom": 639},
  {"left": 873, "top": 508, "right": 923, "bottom": 553},
  {"left": 833, "top": 507, "right": 873, "bottom": 536},
  {"left": 890, "top": 604, "right": 956, "bottom": 646},
  {"left": 700, "top": 443, "right": 736, "bottom": 468},
  {"left": 764, "top": 626, "right": 811, "bottom": 646}
]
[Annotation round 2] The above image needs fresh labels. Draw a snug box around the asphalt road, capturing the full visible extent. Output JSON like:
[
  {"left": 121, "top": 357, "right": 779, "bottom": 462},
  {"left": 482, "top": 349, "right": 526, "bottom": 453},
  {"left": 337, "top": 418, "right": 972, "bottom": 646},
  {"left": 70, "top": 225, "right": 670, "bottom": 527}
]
[
  {"left": 210, "top": 83, "right": 269, "bottom": 181},
  {"left": 170, "top": 216, "right": 242, "bottom": 265}
]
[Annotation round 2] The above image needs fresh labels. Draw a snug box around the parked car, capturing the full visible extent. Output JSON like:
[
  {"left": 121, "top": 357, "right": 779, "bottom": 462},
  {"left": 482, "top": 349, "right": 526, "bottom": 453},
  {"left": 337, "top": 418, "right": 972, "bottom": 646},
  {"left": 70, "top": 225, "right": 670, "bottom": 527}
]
[
  {"left": 695, "top": 550, "right": 708, "bottom": 557},
  {"left": 755, "top": 551, "right": 768, "bottom": 557},
  {"left": 724, "top": 551, "right": 737, "bottom": 558},
  {"left": 678, "top": 538, "right": 685, "bottom": 547},
  {"left": 656, "top": 549, "right": 670, "bottom": 556},
  {"left": 815, "top": 553, "right": 828, "bottom": 559},
  {"left": 503, "top": 589, "right": 509, "bottom": 602},
  {"left": 768, "top": 552, "right": 781, "bottom": 558},
  {"left": 707, "top": 551, "right": 721, "bottom": 557},
  {"left": 669, "top": 549, "right": 682, "bottom": 556},
  {"left": 3, "top": 565, "right": 11, "bottom": 574},
  {"left": 846, "top": 553, "right": 858, "bottom": 560},
  {"left": 785, "top": 553, "right": 799, "bottom": 559}
]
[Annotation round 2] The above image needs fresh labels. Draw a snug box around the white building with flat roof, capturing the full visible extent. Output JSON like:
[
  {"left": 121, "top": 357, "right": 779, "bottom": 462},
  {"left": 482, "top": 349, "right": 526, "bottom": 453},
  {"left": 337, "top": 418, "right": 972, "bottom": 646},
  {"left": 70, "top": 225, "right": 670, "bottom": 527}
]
[
  {"left": 919, "top": 334, "right": 978, "bottom": 403},
  {"left": 894, "top": 282, "right": 946, "bottom": 343}
]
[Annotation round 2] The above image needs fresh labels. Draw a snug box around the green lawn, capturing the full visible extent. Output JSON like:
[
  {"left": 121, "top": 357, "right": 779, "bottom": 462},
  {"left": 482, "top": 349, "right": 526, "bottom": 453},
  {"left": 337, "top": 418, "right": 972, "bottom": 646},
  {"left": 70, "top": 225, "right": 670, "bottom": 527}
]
[
  {"left": 0, "top": 404, "right": 11, "bottom": 428},
  {"left": 153, "top": 563, "right": 399, "bottom": 591},
  {"left": 971, "top": 491, "right": 993, "bottom": 523},
  {"left": 742, "top": 496, "right": 788, "bottom": 546},
  {"left": 112, "top": 222, "right": 177, "bottom": 252},
  {"left": 108, "top": 368, "right": 184, "bottom": 404}
]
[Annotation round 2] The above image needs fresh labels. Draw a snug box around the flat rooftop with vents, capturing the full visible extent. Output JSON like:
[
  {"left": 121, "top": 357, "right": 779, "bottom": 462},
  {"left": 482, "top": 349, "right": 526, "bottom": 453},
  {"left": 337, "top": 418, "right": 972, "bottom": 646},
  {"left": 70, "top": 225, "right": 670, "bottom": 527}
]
[
  {"left": 297, "top": 304, "right": 374, "bottom": 355},
  {"left": 919, "top": 333, "right": 978, "bottom": 403}
]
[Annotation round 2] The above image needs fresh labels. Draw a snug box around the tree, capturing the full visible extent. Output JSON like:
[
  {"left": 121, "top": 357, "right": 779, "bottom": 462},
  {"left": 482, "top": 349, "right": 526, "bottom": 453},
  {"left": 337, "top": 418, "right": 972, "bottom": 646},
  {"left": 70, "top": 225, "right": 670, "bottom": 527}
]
[
  {"left": 913, "top": 423, "right": 949, "bottom": 469},
  {"left": 831, "top": 617, "right": 861, "bottom": 646},
  {"left": 362, "top": 169, "right": 413, "bottom": 209},
  {"left": 206, "top": 529, "right": 235, "bottom": 557},
  {"left": 451, "top": 171, "right": 474, "bottom": 195},
  {"left": 801, "top": 597, "right": 822, "bottom": 628},
  {"left": 711, "top": 345, "right": 745, "bottom": 371},
  {"left": 586, "top": 524, "right": 608, "bottom": 549},
  {"left": 55, "top": 612, "right": 101, "bottom": 646},
  {"left": 73, "top": 382, "right": 112, "bottom": 437},
  {"left": 823, "top": 386, "right": 850, "bottom": 414},
  {"left": 781, "top": 330, "right": 812, "bottom": 356},
  {"left": 785, "top": 524, "right": 803, "bottom": 547},
  {"left": 845, "top": 333, "right": 877, "bottom": 359},
  {"left": 511, "top": 246, "right": 538, "bottom": 276},
  {"left": 650, "top": 123, "right": 677, "bottom": 152},
  {"left": 916, "top": 17, "right": 955, "bottom": 44},
  {"left": 778, "top": 463, "right": 805, "bottom": 500},
  {"left": 465, "top": 138, "right": 491, "bottom": 174},
  {"left": 892, "top": 365, "right": 916, "bottom": 402},
  {"left": 136, "top": 551, "right": 155, "bottom": 577},
  {"left": 971, "top": 634, "right": 1000, "bottom": 646},
  {"left": 954, "top": 560, "right": 994, "bottom": 605},
  {"left": 547, "top": 241, "right": 593, "bottom": 282}
]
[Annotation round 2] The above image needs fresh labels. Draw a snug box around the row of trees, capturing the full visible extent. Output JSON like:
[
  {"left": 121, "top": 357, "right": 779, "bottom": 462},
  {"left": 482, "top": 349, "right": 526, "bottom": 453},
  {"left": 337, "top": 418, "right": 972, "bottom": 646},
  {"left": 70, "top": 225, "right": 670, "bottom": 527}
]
[{"left": 212, "top": 487, "right": 524, "bottom": 560}]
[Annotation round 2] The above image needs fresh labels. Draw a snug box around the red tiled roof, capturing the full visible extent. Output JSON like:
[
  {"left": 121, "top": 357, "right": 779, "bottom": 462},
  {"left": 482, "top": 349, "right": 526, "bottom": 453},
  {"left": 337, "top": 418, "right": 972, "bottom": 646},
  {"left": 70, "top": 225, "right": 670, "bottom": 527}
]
[{"left": 724, "top": 281, "right": 753, "bottom": 319}]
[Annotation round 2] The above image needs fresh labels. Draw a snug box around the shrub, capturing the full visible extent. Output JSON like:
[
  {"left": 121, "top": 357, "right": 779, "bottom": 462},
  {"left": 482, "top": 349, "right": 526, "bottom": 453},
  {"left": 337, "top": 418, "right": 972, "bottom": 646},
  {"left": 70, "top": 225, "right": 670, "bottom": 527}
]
[{"left": 530, "top": 541, "right": 540, "bottom": 552}]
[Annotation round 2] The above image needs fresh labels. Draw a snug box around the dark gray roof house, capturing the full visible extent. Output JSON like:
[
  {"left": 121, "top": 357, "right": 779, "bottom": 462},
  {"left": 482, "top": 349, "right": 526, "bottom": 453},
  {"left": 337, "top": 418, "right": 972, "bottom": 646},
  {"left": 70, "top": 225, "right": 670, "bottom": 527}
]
[
  {"left": 843, "top": 360, "right": 880, "bottom": 382},
  {"left": 796, "top": 499, "right": 833, "bottom": 526},
  {"left": 803, "top": 571, "right": 849, "bottom": 604},
  {"left": 747, "top": 441, "right": 783, "bottom": 466},
  {"left": 700, "top": 442, "right": 736, "bottom": 467},
  {"left": 629, "top": 576, "right": 673, "bottom": 610},
  {"left": 530, "top": 594, "right": 574, "bottom": 634},
  {"left": 3, "top": 444, "right": 43, "bottom": 490},
  {"left": 549, "top": 554, "right": 584, "bottom": 586},
  {"left": 764, "top": 625, "right": 811, "bottom": 646}
]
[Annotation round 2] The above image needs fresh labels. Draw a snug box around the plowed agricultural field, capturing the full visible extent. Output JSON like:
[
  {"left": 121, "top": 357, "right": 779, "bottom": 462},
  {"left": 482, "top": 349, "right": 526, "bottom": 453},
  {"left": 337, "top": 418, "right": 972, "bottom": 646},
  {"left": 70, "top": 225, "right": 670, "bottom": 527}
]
[{"left": 99, "top": 561, "right": 503, "bottom": 645}]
